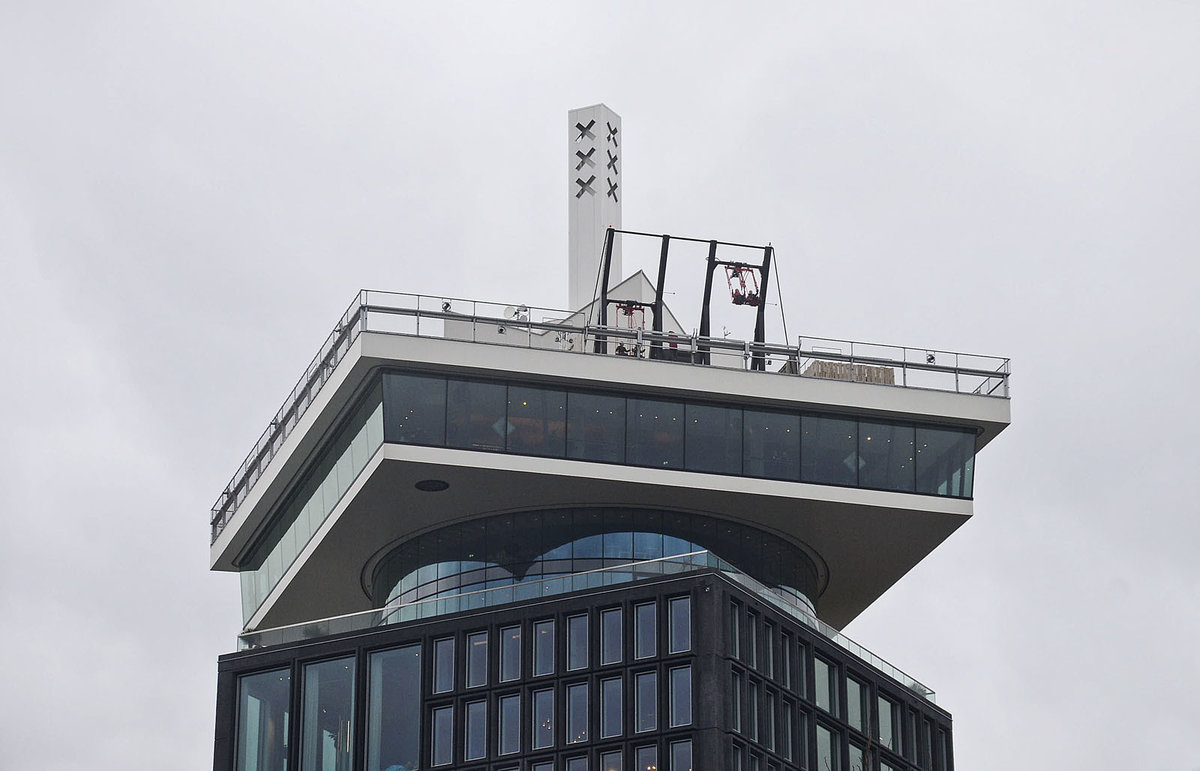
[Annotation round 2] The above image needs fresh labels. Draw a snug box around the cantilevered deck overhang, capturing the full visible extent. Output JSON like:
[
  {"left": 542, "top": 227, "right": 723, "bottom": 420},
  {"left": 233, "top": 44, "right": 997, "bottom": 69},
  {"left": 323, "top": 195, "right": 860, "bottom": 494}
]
[{"left": 212, "top": 321, "right": 1010, "bottom": 632}]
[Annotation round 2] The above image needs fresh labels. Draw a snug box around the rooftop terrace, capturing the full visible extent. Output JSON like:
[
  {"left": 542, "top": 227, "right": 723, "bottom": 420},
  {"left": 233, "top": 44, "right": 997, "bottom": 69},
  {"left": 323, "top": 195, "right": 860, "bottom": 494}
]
[{"left": 211, "top": 290, "right": 1010, "bottom": 544}]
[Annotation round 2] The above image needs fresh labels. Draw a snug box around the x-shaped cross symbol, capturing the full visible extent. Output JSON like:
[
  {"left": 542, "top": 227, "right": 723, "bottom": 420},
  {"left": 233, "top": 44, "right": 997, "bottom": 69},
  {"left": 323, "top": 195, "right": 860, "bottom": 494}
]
[
  {"left": 575, "top": 147, "right": 596, "bottom": 170},
  {"left": 606, "top": 121, "right": 619, "bottom": 146},
  {"left": 575, "top": 119, "right": 596, "bottom": 141},
  {"left": 606, "top": 150, "right": 618, "bottom": 172},
  {"left": 606, "top": 177, "right": 619, "bottom": 202},
  {"left": 575, "top": 175, "right": 597, "bottom": 198}
]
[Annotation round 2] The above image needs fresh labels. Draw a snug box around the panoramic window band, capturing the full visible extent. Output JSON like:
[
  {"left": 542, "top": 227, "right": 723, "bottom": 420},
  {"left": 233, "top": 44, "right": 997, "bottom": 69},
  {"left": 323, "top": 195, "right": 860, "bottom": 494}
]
[{"left": 382, "top": 370, "right": 977, "bottom": 498}]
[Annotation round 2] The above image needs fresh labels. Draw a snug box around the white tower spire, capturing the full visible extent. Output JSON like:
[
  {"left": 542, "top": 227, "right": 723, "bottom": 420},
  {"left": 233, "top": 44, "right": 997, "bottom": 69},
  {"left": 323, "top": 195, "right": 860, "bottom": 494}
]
[{"left": 568, "top": 104, "right": 622, "bottom": 310}]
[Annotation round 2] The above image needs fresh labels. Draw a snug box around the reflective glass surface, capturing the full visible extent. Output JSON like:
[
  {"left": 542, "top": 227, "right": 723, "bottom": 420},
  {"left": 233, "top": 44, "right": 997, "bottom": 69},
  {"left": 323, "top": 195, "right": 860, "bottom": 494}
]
[
  {"left": 241, "top": 387, "right": 383, "bottom": 622},
  {"left": 567, "top": 615, "right": 588, "bottom": 671},
  {"left": 433, "top": 637, "right": 454, "bottom": 693},
  {"left": 372, "top": 508, "right": 821, "bottom": 622},
  {"left": 236, "top": 669, "right": 290, "bottom": 771},
  {"left": 382, "top": 373, "right": 445, "bottom": 445},
  {"left": 600, "top": 608, "right": 623, "bottom": 665},
  {"left": 669, "top": 596, "right": 691, "bottom": 653},
  {"left": 532, "top": 688, "right": 554, "bottom": 749},
  {"left": 635, "top": 671, "right": 657, "bottom": 732},
  {"left": 685, "top": 403, "right": 742, "bottom": 473},
  {"left": 500, "top": 626, "right": 521, "bottom": 682},
  {"left": 566, "top": 391, "right": 625, "bottom": 463},
  {"left": 431, "top": 706, "right": 453, "bottom": 766},
  {"left": 634, "top": 602, "right": 656, "bottom": 659},
  {"left": 635, "top": 745, "right": 657, "bottom": 771},
  {"left": 567, "top": 682, "right": 588, "bottom": 744},
  {"left": 801, "top": 415, "right": 858, "bottom": 486},
  {"left": 447, "top": 379, "right": 506, "bottom": 451},
  {"left": 815, "top": 656, "right": 836, "bottom": 714},
  {"left": 508, "top": 385, "right": 567, "bottom": 456},
  {"left": 669, "top": 666, "right": 692, "bottom": 727},
  {"left": 626, "top": 398, "right": 683, "bottom": 468},
  {"left": 467, "top": 631, "right": 488, "bottom": 688},
  {"left": 366, "top": 645, "right": 421, "bottom": 771},
  {"left": 601, "top": 677, "right": 623, "bottom": 738},
  {"left": 671, "top": 739, "right": 693, "bottom": 771},
  {"left": 534, "top": 620, "right": 555, "bottom": 676},
  {"left": 465, "top": 700, "right": 487, "bottom": 761},
  {"left": 301, "top": 658, "right": 355, "bottom": 771},
  {"left": 859, "top": 422, "right": 915, "bottom": 492},
  {"left": 377, "top": 369, "right": 978, "bottom": 500},
  {"left": 499, "top": 694, "right": 521, "bottom": 755}
]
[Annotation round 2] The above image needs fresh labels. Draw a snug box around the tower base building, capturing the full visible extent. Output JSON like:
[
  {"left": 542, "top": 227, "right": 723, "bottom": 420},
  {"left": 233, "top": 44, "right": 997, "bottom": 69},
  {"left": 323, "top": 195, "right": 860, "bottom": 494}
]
[{"left": 209, "top": 110, "right": 1010, "bottom": 771}]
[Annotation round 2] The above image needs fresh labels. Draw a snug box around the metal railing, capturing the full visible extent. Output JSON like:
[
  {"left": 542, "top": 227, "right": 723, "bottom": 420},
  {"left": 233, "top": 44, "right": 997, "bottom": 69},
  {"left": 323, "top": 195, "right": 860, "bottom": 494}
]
[
  {"left": 211, "top": 290, "right": 1010, "bottom": 542},
  {"left": 237, "top": 550, "right": 935, "bottom": 701}
]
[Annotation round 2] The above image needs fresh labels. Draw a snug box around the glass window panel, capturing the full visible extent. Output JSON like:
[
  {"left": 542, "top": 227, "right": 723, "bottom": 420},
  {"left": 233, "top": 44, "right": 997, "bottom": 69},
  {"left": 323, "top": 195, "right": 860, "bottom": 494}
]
[
  {"left": 601, "top": 750, "right": 623, "bottom": 771},
  {"left": 634, "top": 602, "right": 656, "bottom": 659},
  {"left": 746, "top": 612, "right": 758, "bottom": 669},
  {"left": 499, "top": 694, "right": 521, "bottom": 755},
  {"left": 431, "top": 706, "right": 453, "bottom": 767},
  {"left": 533, "top": 688, "right": 555, "bottom": 749},
  {"left": 670, "top": 739, "right": 693, "bottom": 771},
  {"left": 801, "top": 415, "right": 858, "bottom": 486},
  {"left": 814, "top": 656, "right": 837, "bottom": 714},
  {"left": 533, "top": 763, "right": 554, "bottom": 771},
  {"left": 763, "top": 622, "right": 776, "bottom": 678},
  {"left": 763, "top": 690, "right": 776, "bottom": 750},
  {"left": 731, "top": 671, "right": 742, "bottom": 732},
  {"left": 382, "top": 373, "right": 446, "bottom": 445},
  {"left": 849, "top": 742, "right": 865, "bottom": 771},
  {"left": 601, "top": 677, "right": 623, "bottom": 738},
  {"left": 668, "top": 596, "right": 691, "bottom": 654},
  {"left": 567, "top": 391, "right": 626, "bottom": 463},
  {"left": 366, "top": 644, "right": 421, "bottom": 771},
  {"left": 816, "top": 724, "right": 839, "bottom": 771},
  {"left": 507, "top": 385, "right": 567, "bottom": 456},
  {"left": 669, "top": 666, "right": 692, "bottom": 727},
  {"left": 465, "top": 700, "right": 487, "bottom": 761},
  {"left": 684, "top": 403, "right": 742, "bottom": 473},
  {"left": 500, "top": 625, "right": 521, "bottom": 682},
  {"left": 748, "top": 681, "right": 759, "bottom": 741},
  {"left": 879, "top": 696, "right": 898, "bottom": 751},
  {"left": 633, "top": 530, "right": 663, "bottom": 560},
  {"left": 859, "top": 421, "right": 915, "bottom": 492},
  {"left": 567, "top": 682, "right": 589, "bottom": 744},
  {"left": 433, "top": 637, "right": 455, "bottom": 693},
  {"left": 446, "top": 379, "right": 507, "bottom": 451},
  {"left": 729, "top": 601, "right": 741, "bottom": 659},
  {"left": 534, "top": 619, "right": 555, "bottom": 676},
  {"left": 236, "top": 668, "right": 290, "bottom": 771},
  {"left": 466, "top": 631, "right": 488, "bottom": 688},
  {"left": 567, "top": 614, "right": 588, "bottom": 671},
  {"left": 635, "top": 745, "right": 658, "bottom": 771},
  {"left": 781, "top": 633, "right": 794, "bottom": 690},
  {"left": 600, "top": 608, "right": 623, "bottom": 665},
  {"left": 567, "top": 757, "right": 588, "bottom": 771},
  {"left": 301, "top": 657, "right": 355, "bottom": 771},
  {"left": 847, "top": 677, "right": 867, "bottom": 733},
  {"left": 635, "top": 671, "right": 658, "bottom": 732},
  {"left": 781, "top": 700, "right": 794, "bottom": 761},
  {"left": 915, "top": 426, "right": 976, "bottom": 497},
  {"left": 626, "top": 398, "right": 684, "bottom": 468}
]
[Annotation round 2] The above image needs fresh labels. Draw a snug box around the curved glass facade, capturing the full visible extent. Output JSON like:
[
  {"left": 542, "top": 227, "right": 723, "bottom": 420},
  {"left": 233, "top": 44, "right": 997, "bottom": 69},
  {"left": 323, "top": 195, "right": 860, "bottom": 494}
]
[
  {"left": 372, "top": 507, "right": 821, "bottom": 612},
  {"left": 382, "top": 371, "right": 977, "bottom": 498}
]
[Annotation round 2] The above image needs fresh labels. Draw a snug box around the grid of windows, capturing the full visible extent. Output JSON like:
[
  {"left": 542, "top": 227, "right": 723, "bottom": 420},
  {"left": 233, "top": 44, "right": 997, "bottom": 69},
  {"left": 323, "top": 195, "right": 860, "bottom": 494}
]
[
  {"left": 723, "top": 599, "right": 950, "bottom": 771},
  {"left": 224, "top": 578, "right": 951, "bottom": 771}
]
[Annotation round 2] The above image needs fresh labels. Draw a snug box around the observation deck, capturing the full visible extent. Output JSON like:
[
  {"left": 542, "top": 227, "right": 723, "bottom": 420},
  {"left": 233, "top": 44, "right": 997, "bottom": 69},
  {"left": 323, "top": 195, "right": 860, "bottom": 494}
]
[{"left": 210, "top": 290, "right": 1011, "bottom": 634}]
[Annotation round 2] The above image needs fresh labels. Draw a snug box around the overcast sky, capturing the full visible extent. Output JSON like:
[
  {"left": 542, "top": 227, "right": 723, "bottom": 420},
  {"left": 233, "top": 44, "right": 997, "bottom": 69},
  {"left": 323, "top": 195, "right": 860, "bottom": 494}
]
[{"left": 2, "top": 2, "right": 1198, "bottom": 769}]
